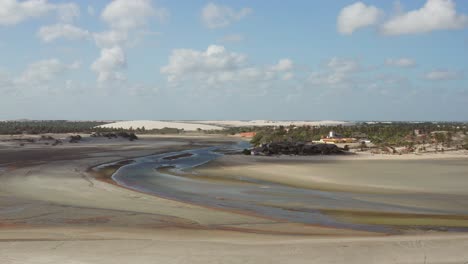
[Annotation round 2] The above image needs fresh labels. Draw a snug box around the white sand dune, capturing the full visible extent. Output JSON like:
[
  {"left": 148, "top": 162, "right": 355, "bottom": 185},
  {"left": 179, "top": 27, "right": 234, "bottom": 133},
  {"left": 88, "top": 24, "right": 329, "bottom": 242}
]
[
  {"left": 98, "top": 120, "right": 352, "bottom": 131},
  {"left": 194, "top": 120, "right": 352, "bottom": 127},
  {"left": 97, "top": 120, "right": 224, "bottom": 131}
]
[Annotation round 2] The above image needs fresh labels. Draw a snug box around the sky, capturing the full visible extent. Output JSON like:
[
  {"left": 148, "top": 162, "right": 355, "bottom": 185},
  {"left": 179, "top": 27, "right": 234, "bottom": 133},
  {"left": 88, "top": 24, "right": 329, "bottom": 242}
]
[{"left": 0, "top": 0, "right": 467, "bottom": 121}]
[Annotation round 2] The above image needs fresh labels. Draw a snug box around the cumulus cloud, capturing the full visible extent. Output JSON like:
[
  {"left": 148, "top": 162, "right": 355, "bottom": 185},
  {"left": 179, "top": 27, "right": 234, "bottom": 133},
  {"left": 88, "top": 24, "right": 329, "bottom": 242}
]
[
  {"left": 101, "top": 0, "right": 169, "bottom": 31},
  {"left": 160, "top": 45, "right": 293, "bottom": 91},
  {"left": 201, "top": 3, "right": 252, "bottom": 29},
  {"left": 327, "top": 57, "right": 360, "bottom": 73},
  {"left": 385, "top": 58, "right": 416, "bottom": 67},
  {"left": 424, "top": 70, "right": 463, "bottom": 80},
  {"left": 337, "top": 2, "right": 382, "bottom": 35},
  {"left": 87, "top": 0, "right": 169, "bottom": 83},
  {"left": 16, "top": 59, "right": 80, "bottom": 85},
  {"left": 91, "top": 46, "right": 127, "bottom": 83},
  {"left": 161, "top": 45, "right": 247, "bottom": 80},
  {"left": 0, "top": 59, "right": 81, "bottom": 95},
  {"left": 38, "top": 24, "right": 90, "bottom": 42},
  {"left": 93, "top": 30, "right": 129, "bottom": 48},
  {"left": 271, "top": 59, "right": 294, "bottom": 71},
  {"left": 381, "top": 0, "right": 468, "bottom": 35},
  {"left": 0, "top": 0, "right": 79, "bottom": 26}
]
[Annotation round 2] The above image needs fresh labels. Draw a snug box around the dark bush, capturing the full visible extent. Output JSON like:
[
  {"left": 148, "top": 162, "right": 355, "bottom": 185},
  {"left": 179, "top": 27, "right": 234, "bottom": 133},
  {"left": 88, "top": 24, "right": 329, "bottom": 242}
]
[
  {"left": 69, "top": 135, "right": 82, "bottom": 143},
  {"left": 242, "top": 149, "right": 251, "bottom": 155}
]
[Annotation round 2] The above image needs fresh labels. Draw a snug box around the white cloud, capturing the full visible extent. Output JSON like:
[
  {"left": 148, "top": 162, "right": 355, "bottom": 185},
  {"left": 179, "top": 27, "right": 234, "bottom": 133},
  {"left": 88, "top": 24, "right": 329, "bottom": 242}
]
[
  {"left": 17, "top": 59, "right": 79, "bottom": 83},
  {"left": 337, "top": 2, "right": 382, "bottom": 35},
  {"left": 425, "top": 70, "right": 463, "bottom": 80},
  {"left": 160, "top": 45, "right": 293, "bottom": 91},
  {"left": 385, "top": 58, "right": 416, "bottom": 67},
  {"left": 15, "top": 59, "right": 80, "bottom": 87},
  {"left": 0, "top": 0, "right": 51, "bottom": 25},
  {"left": 381, "top": 0, "right": 468, "bottom": 35},
  {"left": 0, "top": 0, "right": 79, "bottom": 26},
  {"left": 161, "top": 45, "right": 247, "bottom": 79},
  {"left": 88, "top": 0, "right": 168, "bottom": 83},
  {"left": 38, "top": 24, "right": 90, "bottom": 42},
  {"left": 272, "top": 59, "right": 293, "bottom": 71},
  {"left": 1, "top": 59, "right": 79, "bottom": 95},
  {"left": 219, "top": 34, "right": 244, "bottom": 43},
  {"left": 327, "top": 57, "right": 360, "bottom": 73},
  {"left": 201, "top": 3, "right": 252, "bottom": 29},
  {"left": 91, "top": 46, "right": 127, "bottom": 83},
  {"left": 101, "top": 0, "right": 169, "bottom": 31},
  {"left": 93, "top": 30, "right": 129, "bottom": 48}
]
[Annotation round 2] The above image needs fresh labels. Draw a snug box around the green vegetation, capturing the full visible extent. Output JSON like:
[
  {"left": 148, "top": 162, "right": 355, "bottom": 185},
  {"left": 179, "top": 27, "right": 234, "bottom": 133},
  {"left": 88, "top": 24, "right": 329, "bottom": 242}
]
[
  {"left": 242, "top": 122, "right": 467, "bottom": 147},
  {"left": 1, "top": 121, "right": 466, "bottom": 149},
  {"left": 0, "top": 120, "right": 183, "bottom": 135},
  {"left": 0, "top": 120, "right": 107, "bottom": 135},
  {"left": 204, "top": 126, "right": 256, "bottom": 135}
]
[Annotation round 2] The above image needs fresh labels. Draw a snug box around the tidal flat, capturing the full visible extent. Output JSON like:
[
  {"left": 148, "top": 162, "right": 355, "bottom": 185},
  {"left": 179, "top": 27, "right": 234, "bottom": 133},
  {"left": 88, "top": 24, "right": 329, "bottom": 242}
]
[
  {"left": 2, "top": 135, "right": 468, "bottom": 263},
  {"left": 101, "top": 147, "right": 468, "bottom": 233}
]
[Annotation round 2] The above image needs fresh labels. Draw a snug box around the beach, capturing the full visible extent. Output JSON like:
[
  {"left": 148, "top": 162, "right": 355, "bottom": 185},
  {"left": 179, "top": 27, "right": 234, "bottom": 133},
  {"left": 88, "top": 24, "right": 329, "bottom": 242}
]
[{"left": 1, "top": 135, "right": 468, "bottom": 263}]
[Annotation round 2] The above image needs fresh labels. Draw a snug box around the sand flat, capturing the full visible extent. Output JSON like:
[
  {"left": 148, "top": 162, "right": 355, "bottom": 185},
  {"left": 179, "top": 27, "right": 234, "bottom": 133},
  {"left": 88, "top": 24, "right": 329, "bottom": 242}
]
[
  {"left": 2, "top": 136, "right": 468, "bottom": 263},
  {"left": 196, "top": 154, "right": 468, "bottom": 195},
  {"left": 2, "top": 227, "right": 468, "bottom": 264}
]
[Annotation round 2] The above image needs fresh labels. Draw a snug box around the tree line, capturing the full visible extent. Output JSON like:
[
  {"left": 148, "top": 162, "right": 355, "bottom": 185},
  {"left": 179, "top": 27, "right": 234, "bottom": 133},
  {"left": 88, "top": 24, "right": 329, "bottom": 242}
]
[
  {"left": 0, "top": 121, "right": 108, "bottom": 135},
  {"left": 245, "top": 122, "right": 468, "bottom": 147},
  {"left": 0, "top": 121, "right": 185, "bottom": 135}
]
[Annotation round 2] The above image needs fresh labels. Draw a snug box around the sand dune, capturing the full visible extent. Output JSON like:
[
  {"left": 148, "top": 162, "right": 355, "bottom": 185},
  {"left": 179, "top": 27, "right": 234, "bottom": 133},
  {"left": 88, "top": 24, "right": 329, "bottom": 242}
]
[
  {"left": 194, "top": 120, "right": 352, "bottom": 127},
  {"left": 97, "top": 120, "right": 352, "bottom": 131},
  {"left": 97, "top": 120, "right": 224, "bottom": 131}
]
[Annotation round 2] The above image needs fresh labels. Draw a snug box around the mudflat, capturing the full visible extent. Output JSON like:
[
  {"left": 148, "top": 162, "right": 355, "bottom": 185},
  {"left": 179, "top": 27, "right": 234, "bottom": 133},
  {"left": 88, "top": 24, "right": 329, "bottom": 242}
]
[{"left": 1, "top": 135, "right": 468, "bottom": 263}]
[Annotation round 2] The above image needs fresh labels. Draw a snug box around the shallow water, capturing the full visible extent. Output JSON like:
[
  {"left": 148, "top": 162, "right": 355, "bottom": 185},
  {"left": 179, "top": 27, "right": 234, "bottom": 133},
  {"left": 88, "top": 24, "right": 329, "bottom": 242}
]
[{"left": 108, "top": 143, "right": 468, "bottom": 233}]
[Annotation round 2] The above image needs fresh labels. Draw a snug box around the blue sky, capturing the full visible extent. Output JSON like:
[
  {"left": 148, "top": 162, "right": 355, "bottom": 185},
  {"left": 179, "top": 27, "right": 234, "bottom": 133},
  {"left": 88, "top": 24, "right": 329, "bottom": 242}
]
[{"left": 0, "top": 0, "right": 467, "bottom": 121}]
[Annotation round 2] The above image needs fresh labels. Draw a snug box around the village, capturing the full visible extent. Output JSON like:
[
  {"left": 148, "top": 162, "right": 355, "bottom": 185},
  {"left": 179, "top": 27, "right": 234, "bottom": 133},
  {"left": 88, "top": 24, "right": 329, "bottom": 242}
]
[{"left": 238, "top": 124, "right": 468, "bottom": 156}]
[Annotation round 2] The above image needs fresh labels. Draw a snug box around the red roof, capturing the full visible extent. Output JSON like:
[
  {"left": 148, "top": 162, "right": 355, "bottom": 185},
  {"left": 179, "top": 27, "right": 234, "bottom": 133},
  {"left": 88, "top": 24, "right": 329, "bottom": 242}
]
[{"left": 239, "top": 132, "right": 257, "bottom": 138}]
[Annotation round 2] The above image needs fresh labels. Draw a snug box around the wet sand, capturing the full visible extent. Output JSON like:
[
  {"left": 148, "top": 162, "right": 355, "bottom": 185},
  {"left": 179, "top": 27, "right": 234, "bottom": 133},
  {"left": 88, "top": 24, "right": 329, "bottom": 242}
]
[
  {"left": 195, "top": 154, "right": 468, "bottom": 229},
  {"left": 1, "top": 135, "right": 468, "bottom": 263}
]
